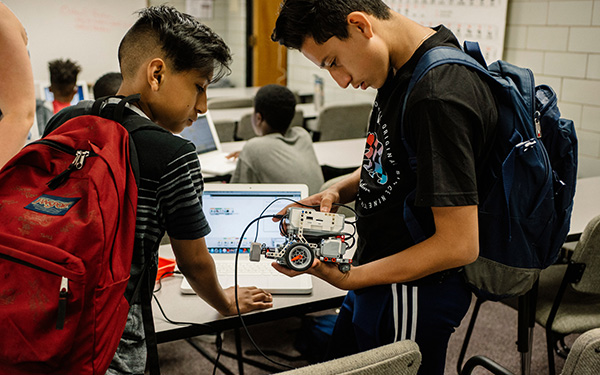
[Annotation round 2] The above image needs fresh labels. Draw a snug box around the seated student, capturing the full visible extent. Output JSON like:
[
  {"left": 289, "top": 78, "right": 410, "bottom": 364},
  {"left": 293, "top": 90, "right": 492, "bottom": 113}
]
[
  {"left": 47, "top": 58, "right": 82, "bottom": 114},
  {"left": 43, "top": 5, "right": 273, "bottom": 374},
  {"left": 93, "top": 71, "right": 122, "bottom": 98},
  {"left": 229, "top": 84, "right": 324, "bottom": 194}
]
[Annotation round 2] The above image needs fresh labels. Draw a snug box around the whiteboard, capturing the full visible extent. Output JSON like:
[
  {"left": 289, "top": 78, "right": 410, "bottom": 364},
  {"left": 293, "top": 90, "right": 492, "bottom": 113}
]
[{"left": 4, "top": 0, "right": 147, "bottom": 86}]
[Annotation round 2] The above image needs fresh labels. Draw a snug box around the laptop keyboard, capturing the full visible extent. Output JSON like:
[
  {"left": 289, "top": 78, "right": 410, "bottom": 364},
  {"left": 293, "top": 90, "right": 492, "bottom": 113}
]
[{"left": 214, "top": 261, "right": 280, "bottom": 276}]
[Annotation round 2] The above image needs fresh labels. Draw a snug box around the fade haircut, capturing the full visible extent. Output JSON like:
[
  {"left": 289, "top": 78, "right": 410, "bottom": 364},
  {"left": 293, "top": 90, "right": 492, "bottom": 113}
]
[
  {"left": 271, "top": 0, "right": 391, "bottom": 50},
  {"left": 254, "top": 84, "right": 297, "bottom": 134},
  {"left": 118, "top": 5, "right": 231, "bottom": 83},
  {"left": 48, "top": 58, "right": 81, "bottom": 97}
]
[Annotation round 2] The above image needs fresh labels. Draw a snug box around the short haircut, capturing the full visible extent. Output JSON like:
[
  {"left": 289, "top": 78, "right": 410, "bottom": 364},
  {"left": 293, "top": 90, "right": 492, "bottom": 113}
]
[
  {"left": 118, "top": 5, "right": 231, "bottom": 83},
  {"left": 93, "top": 72, "right": 122, "bottom": 98},
  {"left": 272, "top": 0, "right": 391, "bottom": 50},
  {"left": 48, "top": 58, "right": 81, "bottom": 97},
  {"left": 254, "top": 84, "right": 297, "bottom": 134}
]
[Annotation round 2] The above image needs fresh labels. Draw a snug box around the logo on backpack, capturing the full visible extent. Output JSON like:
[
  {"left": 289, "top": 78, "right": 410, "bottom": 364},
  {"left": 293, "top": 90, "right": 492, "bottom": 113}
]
[{"left": 25, "top": 195, "right": 80, "bottom": 216}]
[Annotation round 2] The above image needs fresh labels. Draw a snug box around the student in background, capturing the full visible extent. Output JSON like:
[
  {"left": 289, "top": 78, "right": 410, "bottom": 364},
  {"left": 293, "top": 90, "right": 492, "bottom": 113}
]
[
  {"left": 229, "top": 84, "right": 324, "bottom": 194},
  {"left": 271, "top": 1, "right": 498, "bottom": 374},
  {"left": 93, "top": 72, "right": 122, "bottom": 98},
  {"left": 48, "top": 58, "right": 82, "bottom": 114},
  {"left": 0, "top": 2, "right": 35, "bottom": 168},
  {"left": 43, "top": 5, "right": 273, "bottom": 374}
]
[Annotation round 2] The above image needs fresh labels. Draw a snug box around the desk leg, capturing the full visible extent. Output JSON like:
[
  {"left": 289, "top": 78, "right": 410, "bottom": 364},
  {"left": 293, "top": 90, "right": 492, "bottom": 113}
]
[
  {"left": 517, "top": 280, "right": 539, "bottom": 375},
  {"left": 235, "top": 328, "right": 245, "bottom": 375}
]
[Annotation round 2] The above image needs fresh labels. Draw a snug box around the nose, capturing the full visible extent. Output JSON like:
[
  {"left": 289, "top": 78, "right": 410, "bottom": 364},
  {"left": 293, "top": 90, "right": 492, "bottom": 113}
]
[
  {"left": 329, "top": 69, "right": 352, "bottom": 89},
  {"left": 196, "top": 94, "right": 208, "bottom": 115}
]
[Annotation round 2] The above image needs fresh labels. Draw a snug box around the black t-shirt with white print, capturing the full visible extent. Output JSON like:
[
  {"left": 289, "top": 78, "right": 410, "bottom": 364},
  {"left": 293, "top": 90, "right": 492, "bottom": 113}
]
[{"left": 354, "top": 26, "right": 498, "bottom": 266}]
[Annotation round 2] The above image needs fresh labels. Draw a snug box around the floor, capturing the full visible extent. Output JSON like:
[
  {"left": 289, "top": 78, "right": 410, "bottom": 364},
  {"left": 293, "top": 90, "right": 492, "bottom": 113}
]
[{"left": 155, "top": 296, "right": 573, "bottom": 374}]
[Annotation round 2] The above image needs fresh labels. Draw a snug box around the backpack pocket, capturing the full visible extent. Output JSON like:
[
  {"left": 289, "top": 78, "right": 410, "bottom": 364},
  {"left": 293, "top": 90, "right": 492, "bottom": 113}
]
[{"left": 0, "top": 234, "right": 86, "bottom": 371}]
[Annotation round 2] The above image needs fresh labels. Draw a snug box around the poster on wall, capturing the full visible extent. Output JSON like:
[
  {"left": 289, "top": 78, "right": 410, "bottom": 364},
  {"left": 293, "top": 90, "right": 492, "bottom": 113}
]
[
  {"left": 384, "top": 0, "right": 508, "bottom": 62},
  {"left": 186, "top": 0, "right": 214, "bottom": 20}
]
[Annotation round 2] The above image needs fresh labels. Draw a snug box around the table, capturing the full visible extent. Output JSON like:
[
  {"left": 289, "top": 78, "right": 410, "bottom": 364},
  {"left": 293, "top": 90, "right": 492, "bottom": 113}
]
[
  {"left": 220, "top": 137, "right": 365, "bottom": 171},
  {"left": 153, "top": 247, "right": 348, "bottom": 374},
  {"left": 566, "top": 176, "right": 600, "bottom": 242}
]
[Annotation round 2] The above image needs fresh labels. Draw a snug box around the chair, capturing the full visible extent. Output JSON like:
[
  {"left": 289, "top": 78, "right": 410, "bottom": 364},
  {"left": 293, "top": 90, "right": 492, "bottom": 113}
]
[
  {"left": 313, "top": 103, "right": 372, "bottom": 142},
  {"left": 458, "top": 214, "right": 600, "bottom": 375},
  {"left": 531, "top": 213, "right": 600, "bottom": 374},
  {"left": 277, "top": 340, "right": 421, "bottom": 375},
  {"left": 459, "top": 328, "right": 600, "bottom": 375},
  {"left": 213, "top": 119, "right": 236, "bottom": 143},
  {"left": 560, "top": 327, "right": 600, "bottom": 375},
  {"left": 207, "top": 96, "right": 253, "bottom": 110},
  {"left": 235, "top": 109, "right": 304, "bottom": 141}
]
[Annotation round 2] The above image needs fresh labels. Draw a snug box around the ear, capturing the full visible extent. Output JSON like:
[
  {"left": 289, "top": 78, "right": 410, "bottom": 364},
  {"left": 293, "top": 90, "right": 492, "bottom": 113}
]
[
  {"left": 347, "top": 11, "right": 374, "bottom": 39},
  {"left": 147, "top": 58, "right": 165, "bottom": 91}
]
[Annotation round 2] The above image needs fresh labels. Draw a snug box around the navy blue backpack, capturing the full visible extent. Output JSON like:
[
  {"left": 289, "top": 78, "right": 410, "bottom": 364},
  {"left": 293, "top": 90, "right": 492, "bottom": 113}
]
[{"left": 401, "top": 41, "right": 578, "bottom": 301}]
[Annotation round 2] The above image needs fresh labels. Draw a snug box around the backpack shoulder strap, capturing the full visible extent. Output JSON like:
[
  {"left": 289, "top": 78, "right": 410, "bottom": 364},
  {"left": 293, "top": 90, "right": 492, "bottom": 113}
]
[{"left": 400, "top": 44, "right": 493, "bottom": 168}]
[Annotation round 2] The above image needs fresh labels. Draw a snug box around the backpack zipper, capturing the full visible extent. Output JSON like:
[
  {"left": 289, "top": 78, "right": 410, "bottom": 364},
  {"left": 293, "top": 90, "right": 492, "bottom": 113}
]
[
  {"left": 33, "top": 140, "right": 96, "bottom": 190},
  {"left": 56, "top": 276, "right": 68, "bottom": 330}
]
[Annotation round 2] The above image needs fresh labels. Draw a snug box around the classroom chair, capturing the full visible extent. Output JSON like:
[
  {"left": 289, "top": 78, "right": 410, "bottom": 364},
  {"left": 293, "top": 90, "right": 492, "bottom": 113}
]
[
  {"left": 458, "top": 214, "right": 600, "bottom": 375},
  {"left": 277, "top": 340, "right": 421, "bottom": 375},
  {"left": 213, "top": 119, "right": 236, "bottom": 143},
  {"left": 312, "top": 103, "right": 372, "bottom": 142},
  {"left": 459, "top": 328, "right": 600, "bottom": 375}
]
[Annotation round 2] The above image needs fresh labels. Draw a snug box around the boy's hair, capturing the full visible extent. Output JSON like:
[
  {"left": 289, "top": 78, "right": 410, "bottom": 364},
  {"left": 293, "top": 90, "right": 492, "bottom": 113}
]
[
  {"left": 118, "top": 5, "right": 231, "bottom": 84},
  {"left": 93, "top": 72, "right": 122, "bottom": 99},
  {"left": 271, "top": 0, "right": 391, "bottom": 50},
  {"left": 254, "top": 84, "right": 297, "bottom": 134},
  {"left": 48, "top": 58, "right": 81, "bottom": 97}
]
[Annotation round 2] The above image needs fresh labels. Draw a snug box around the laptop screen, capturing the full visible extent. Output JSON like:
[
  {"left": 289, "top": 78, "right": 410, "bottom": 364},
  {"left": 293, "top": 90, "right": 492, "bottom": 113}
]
[
  {"left": 202, "top": 185, "right": 306, "bottom": 254},
  {"left": 43, "top": 82, "right": 88, "bottom": 105},
  {"left": 180, "top": 114, "right": 218, "bottom": 154}
]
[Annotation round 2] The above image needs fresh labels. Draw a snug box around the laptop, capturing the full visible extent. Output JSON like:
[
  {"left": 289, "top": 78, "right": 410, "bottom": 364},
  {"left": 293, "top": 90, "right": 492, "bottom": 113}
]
[
  {"left": 38, "top": 80, "right": 90, "bottom": 105},
  {"left": 180, "top": 183, "right": 313, "bottom": 295},
  {"left": 179, "top": 111, "right": 236, "bottom": 176}
]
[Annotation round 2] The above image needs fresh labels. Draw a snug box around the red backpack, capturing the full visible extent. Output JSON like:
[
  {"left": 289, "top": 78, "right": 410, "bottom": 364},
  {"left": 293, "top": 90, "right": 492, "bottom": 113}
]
[{"left": 0, "top": 95, "right": 157, "bottom": 375}]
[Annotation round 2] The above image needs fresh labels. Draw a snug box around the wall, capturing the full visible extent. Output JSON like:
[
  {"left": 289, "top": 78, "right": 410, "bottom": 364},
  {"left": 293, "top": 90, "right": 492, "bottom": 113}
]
[{"left": 504, "top": 0, "right": 600, "bottom": 177}]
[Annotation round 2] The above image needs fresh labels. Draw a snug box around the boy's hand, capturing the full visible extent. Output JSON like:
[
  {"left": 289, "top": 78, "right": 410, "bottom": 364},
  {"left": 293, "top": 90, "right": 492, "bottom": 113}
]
[
  {"left": 271, "top": 260, "right": 352, "bottom": 291},
  {"left": 273, "top": 189, "right": 341, "bottom": 222},
  {"left": 225, "top": 151, "right": 240, "bottom": 160},
  {"left": 220, "top": 286, "right": 273, "bottom": 316}
]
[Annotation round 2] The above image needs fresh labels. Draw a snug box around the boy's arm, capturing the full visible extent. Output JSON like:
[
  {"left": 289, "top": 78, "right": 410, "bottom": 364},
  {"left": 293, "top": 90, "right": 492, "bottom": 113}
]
[
  {"left": 170, "top": 237, "right": 273, "bottom": 315},
  {"left": 273, "top": 204, "right": 479, "bottom": 290},
  {"left": 0, "top": 3, "right": 36, "bottom": 168}
]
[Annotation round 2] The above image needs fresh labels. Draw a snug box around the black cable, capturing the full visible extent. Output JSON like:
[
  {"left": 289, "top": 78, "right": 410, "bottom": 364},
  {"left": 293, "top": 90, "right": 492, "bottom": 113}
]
[
  {"left": 233, "top": 214, "right": 295, "bottom": 370},
  {"left": 152, "top": 274, "right": 224, "bottom": 375}
]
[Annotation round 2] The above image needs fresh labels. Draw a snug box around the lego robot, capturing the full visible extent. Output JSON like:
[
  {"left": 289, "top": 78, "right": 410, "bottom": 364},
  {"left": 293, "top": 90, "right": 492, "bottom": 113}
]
[{"left": 249, "top": 207, "right": 352, "bottom": 272}]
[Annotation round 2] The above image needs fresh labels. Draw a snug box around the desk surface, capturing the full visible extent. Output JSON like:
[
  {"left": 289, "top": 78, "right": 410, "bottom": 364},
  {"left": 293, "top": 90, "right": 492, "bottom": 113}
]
[
  {"left": 569, "top": 175, "right": 600, "bottom": 239},
  {"left": 219, "top": 138, "right": 365, "bottom": 171}
]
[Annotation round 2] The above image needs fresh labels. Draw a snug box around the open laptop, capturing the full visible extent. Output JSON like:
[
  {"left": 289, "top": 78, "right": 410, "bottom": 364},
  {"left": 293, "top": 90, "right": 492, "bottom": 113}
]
[
  {"left": 179, "top": 111, "right": 236, "bottom": 176},
  {"left": 180, "top": 183, "right": 313, "bottom": 295}
]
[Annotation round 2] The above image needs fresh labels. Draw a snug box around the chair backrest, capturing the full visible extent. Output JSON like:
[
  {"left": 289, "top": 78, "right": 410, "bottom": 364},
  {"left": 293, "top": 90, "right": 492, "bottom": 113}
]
[
  {"left": 560, "top": 328, "right": 600, "bottom": 375},
  {"left": 570, "top": 214, "right": 600, "bottom": 294},
  {"left": 213, "top": 120, "right": 236, "bottom": 143},
  {"left": 316, "top": 103, "right": 372, "bottom": 142},
  {"left": 277, "top": 340, "right": 421, "bottom": 375},
  {"left": 207, "top": 96, "right": 254, "bottom": 110},
  {"left": 236, "top": 109, "right": 304, "bottom": 141}
]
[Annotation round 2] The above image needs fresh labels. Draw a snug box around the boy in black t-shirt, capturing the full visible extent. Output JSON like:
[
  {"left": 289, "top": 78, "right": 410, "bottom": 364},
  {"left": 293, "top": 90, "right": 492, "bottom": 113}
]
[
  {"left": 43, "top": 5, "right": 273, "bottom": 374},
  {"left": 271, "top": 1, "right": 497, "bottom": 374}
]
